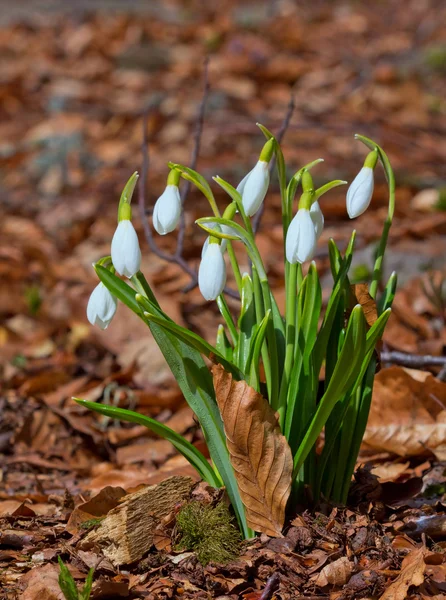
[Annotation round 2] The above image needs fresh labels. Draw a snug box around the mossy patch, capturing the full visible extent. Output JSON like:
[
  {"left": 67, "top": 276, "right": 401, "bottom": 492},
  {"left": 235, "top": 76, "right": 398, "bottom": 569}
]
[{"left": 175, "top": 501, "right": 241, "bottom": 566}]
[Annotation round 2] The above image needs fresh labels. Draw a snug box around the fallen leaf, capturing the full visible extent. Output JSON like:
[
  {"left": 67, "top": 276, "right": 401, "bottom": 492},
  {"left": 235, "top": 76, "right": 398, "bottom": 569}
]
[
  {"left": 380, "top": 545, "right": 426, "bottom": 599},
  {"left": 314, "top": 556, "right": 353, "bottom": 587},
  {"left": 212, "top": 364, "right": 293, "bottom": 537},
  {"left": 351, "top": 283, "right": 378, "bottom": 327},
  {"left": 20, "top": 563, "right": 65, "bottom": 600}
]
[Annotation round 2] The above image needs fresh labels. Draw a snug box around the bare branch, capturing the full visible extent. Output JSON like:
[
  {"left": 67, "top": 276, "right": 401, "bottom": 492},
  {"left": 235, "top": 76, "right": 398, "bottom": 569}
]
[
  {"left": 252, "top": 92, "right": 296, "bottom": 234},
  {"left": 175, "top": 56, "right": 210, "bottom": 259},
  {"left": 138, "top": 111, "right": 198, "bottom": 282},
  {"left": 381, "top": 350, "right": 446, "bottom": 381}
]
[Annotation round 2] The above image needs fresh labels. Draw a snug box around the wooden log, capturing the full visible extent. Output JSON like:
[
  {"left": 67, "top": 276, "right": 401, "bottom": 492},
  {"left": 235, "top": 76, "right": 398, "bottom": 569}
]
[{"left": 80, "top": 475, "right": 193, "bottom": 565}]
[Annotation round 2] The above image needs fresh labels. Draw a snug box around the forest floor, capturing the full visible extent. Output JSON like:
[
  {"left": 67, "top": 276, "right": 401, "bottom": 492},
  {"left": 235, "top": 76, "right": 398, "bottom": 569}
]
[{"left": 0, "top": 0, "right": 445, "bottom": 598}]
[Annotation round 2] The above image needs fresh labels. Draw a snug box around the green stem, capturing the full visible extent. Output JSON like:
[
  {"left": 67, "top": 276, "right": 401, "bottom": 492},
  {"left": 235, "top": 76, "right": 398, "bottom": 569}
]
[
  {"left": 277, "top": 262, "right": 297, "bottom": 425},
  {"left": 216, "top": 295, "right": 238, "bottom": 345},
  {"left": 261, "top": 279, "right": 279, "bottom": 409}
]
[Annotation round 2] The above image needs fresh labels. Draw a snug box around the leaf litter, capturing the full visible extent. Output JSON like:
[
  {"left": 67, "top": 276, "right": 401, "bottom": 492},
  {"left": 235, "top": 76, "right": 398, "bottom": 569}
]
[{"left": 0, "top": 0, "right": 445, "bottom": 598}]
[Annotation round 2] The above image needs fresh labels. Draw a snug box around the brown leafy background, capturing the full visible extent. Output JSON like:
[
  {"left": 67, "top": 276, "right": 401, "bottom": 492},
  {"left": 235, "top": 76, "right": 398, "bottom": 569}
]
[{"left": 0, "top": 0, "right": 445, "bottom": 598}]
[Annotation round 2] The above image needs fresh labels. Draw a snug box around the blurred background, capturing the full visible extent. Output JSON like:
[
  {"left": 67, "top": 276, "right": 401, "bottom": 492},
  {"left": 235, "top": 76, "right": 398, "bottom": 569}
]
[{"left": 1, "top": 0, "right": 445, "bottom": 500}]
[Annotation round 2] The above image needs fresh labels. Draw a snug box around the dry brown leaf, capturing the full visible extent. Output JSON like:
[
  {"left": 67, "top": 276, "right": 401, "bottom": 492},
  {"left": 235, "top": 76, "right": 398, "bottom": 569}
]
[
  {"left": 212, "top": 364, "right": 293, "bottom": 537},
  {"left": 380, "top": 545, "right": 426, "bottom": 600},
  {"left": 314, "top": 556, "right": 353, "bottom": 587},
  {"left": 364, "top": 420, "right": 446, "bottom": 460},
  {"left": 351, "top": 283, "right": 378, "bottom": 327}
]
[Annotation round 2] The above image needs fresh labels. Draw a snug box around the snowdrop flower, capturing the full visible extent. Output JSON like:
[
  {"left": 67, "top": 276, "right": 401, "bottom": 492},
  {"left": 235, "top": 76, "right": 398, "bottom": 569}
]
[
  {"left": 87, "top": 283, "right": 117, "bottom": 330},
  {"left": 153, "top": 185, "right": 181, "bottom": 235},
  {"left": 237, "top": 160, "right": 270, "bottom": 217},
  {"left": 310, "top": 200, "right": 324, "bottom": 240},
  {"left": 346, "top": 166, "right": 374, "bottom": 219},
  {"left": 286, "top": 208, "right": 317, "bottom": 264},
  {"left": 111, "top": 219, "right": 141, "bottom": 278},
  {"left": 237, "top": 138, "right": 274, "bottom": 217},
  {"left": 201, "top": 223, "right": 230, "bottom": 258},
  {"left": 199, "top": 242, "right": 226, "bottom": 301}
]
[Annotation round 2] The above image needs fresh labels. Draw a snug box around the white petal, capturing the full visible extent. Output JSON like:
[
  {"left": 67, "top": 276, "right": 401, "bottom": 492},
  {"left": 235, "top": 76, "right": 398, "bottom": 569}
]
[
  {"left": 236, "top": 167, "right": 254, "bottom": 195},
  {"left": 286, "top": 209, "right": 317, "bottom": 264},
  {"left": 87, "top": 283, "right": 117, "bottom": 330},
  {"left": 201, "top": 224, "right": 229, "bottom": 258},
  {"left": 198, "top": 243, "right": 226, "bottom": 301},
  {"left": 310, "top": 200, "right": 324, "bottom": 240},
  {"left": 153, "top": 185, "right": 181, "bottom": 235},
  {"left": 111, "top": 220, "right": 141, "bottom": 278},
  {"left": 240, "top": 161, "right": 269, "bottom": 216},
  {"left": 346, "top": 166, "right": 374, "bottom": 218}
]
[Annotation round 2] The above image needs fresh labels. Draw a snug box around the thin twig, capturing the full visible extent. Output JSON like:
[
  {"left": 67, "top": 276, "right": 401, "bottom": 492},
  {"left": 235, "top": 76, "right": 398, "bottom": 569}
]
[
  {"left": 138, "top": 112, "right": 198, "bottom": 282},
  {"left": 175, "top": 56, "right": 210, "bottom": 259},
  {"left": 252, "top": 92, "right": 296, "bottom": 234},
  {"left": 259, "top": 572, "right": 280, "bottom": 600},
  {"left": 381, "top": 350, "right": 446, "bottom": 380},
  {"left": 138, "top": 63, "right": 239, "bottom": 299}
]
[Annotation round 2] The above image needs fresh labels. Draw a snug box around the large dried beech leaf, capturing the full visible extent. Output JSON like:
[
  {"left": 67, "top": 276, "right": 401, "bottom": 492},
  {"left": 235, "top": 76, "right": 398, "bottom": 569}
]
[
  {"left": 212, "top": 364, "right": 293, "bottom": 537},
  {"left": 380, "top": 545, "right": 426, "bottom": 600},
  {"left": 364, "top": 420, "right": 446, "bottom": 460}
]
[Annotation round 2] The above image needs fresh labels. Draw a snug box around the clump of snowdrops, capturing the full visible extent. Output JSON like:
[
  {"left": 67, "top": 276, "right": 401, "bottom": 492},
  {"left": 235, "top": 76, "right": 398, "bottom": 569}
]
[{"left": 79, "top": 125, "right": 396, "bottom": 539}]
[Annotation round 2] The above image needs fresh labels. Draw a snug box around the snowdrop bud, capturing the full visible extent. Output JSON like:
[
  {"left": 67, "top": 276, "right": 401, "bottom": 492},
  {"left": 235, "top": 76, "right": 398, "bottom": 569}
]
[
  {"left": 153, "top": 185, "right": 181, "bottom": 235},
  {"left": 237, "top": 160, "right": 270, "bottom": 217},
  {"left": 346, "top": 166, "right": 374, "bottom": 219},
  {"left": 310, "top": 200, "right": 324, "bottom": 240},
  {"left": 111, "top": 219, "right": 141, "bottom": 278},
  {"left": 87, "top": 283, "right": 117, "bottom": 330},
  {"left": 201, "top": 224, "right": 229, "bottom": 258},
  {"left": 286, "top": 208, "right": 317, "bottom": 264},
  {"left": 199, "top": 243, "right": 226, "bottom": 301}
]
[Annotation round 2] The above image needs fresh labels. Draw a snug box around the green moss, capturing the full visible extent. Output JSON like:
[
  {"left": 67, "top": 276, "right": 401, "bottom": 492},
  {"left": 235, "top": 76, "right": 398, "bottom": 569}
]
[
  {"left": 175, "top": 501, "right": 241, "bottom": 566},
  {"left": 80, "top": 517, "right": 104, "bottom": 530}
]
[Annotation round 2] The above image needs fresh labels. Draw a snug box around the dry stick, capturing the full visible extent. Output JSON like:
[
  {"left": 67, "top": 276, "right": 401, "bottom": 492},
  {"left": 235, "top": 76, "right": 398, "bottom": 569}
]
[
  {"left": 259, "top": 572, "right": 280, "bottom": 600},
  {"left": 381, "top": 350, "right": 446, "bottom": 381},
  {"left": 252, "top": 92, "right": 296, "bottom": 234},
  {"left": 138, "top": 62, "right": 239, "bottom": 299},
  {"left": 176, "top": 56, "right": 210, "bottom": 260},
  {"left": 138, "top": 114, "right": 197, "bottom": 282}
]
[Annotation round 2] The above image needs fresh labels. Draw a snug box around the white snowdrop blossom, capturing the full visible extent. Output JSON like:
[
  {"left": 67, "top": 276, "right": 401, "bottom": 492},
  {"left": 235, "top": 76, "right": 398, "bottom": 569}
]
[
  {"left": 201, "top": 223, "right": 231, "bottom": 258},
  {"left": 153, "top": 185, "right": 181, "bottom": 235},
  {"left": 198, "top": 243, "right": 226, "bottom": 301},
  {"left": 86, "top": 283, "right": 117, "bottom": 330},
  {"left": 310, "top": 200, "right": 324, "bottom": 240},
  {"left": 111, "top": 219, "right": 141, "bottom": 278},
  {"left": 346, "top": 166, "right": 374, "bottom": 219},
  {"left": 237, "top": 160, "right": 270, "bottom": 217},
  {"left": 286, "top": 208, "right": 317, "bottom": 264}
]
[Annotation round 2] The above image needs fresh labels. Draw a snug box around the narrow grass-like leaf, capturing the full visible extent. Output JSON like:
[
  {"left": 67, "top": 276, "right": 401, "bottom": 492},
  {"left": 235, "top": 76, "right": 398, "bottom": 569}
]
[
  {"left": 74, "top": 399, "right": 221, "bottom": 487},
  {"left": 142, "top": 310, "right": 241, "bottom": 379},
  {"left": 216, "top": 325, "right": 233, "bottom": 362},
  {"left": 293, "top": 305, "right": 367, "bottom": 477},
  {"left": 58, "top": 557, "right": 79, "bottom": 600}
]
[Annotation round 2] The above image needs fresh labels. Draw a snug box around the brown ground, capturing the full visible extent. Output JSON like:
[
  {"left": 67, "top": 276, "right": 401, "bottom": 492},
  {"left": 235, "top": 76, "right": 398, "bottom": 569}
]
[{"left": 0, "top": 0, "right": 445, "bottom": 598}]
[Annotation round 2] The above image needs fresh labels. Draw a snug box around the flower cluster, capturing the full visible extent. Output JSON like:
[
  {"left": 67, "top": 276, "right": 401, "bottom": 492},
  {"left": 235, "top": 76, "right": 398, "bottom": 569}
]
[{"left": 87, "top": 141, "right": 379, "bottom": 327}]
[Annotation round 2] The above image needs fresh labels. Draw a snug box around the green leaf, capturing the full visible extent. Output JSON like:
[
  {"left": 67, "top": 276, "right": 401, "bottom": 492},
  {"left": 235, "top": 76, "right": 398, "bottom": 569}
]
[
  {"left": 80, "top": 569, "right": 94, "bottom": 600},
  {"left": 58, "top": 557, "right": 79, "bottom": 600},
  {"left": 141, "top": 309, "right": 242, "bottom": 379},
  {"left": 75, "top": 399, "right": 221, "bottom": 487},
  {"left": 196, "top": 217, "right": 267, "bottom": 281},
  {"left": 293, "top": 305, "right": 367, "bottom": 477},
  {"left": 94, "top": 267, "right": 249, "bottom": 538},
  {"left": 236, "top": 273, "right": 256, "bottom": 372},
  {"left": 377, "top": 271, "right": 397, "bottom": 314},
  {"left": 245, "top": 309, "right": 271, "bottom": 388},
  {"left": 168, "top": 163, "right": 215, "bottom": 206},
  {"left": 216, "top": 325, "right": 233, "bottom": 362}
]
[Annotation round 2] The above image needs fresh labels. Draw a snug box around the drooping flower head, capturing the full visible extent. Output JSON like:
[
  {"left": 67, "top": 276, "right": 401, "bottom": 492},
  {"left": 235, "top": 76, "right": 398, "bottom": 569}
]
[
  {"left": 346, "top": 150, "right": 378, "bottom": 219},
  {"left": 87, "top": 282, "right": 117, "bottom": 330},
  {"left": 153, "top": 169, "right": 182, "bottom": 235},
  {"left": 237, "top": 138, "right": 274, "bottom": 217},
  {"left": 286, "top": 207, "right": 317, "bottom": 264},
  {"left": 111, "top": 172, "right": 141, "bottom": 278},
  {"left": 198, "top": 242, "right": 226, "bottom": 301}
]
